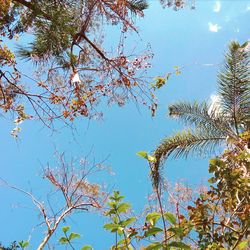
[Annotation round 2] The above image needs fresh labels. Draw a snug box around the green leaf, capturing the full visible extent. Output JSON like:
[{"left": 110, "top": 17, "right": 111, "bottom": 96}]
[
  {"left": 62, "top": 226, "right": 70, "bottom": 233},
  {"left": 238, "top": 241, "right": 248, "bottom": 250},
  {"left": 103, "top": 223, "right": 120, "bottom": 231},
  {"left": 81, "top": 246, "right": 93, "bottom": 250},
  {"left": 145, "top": 242, "right": 162, "bottom": 250},
  {"left": 69, "top": 232, "right": 81, "bottom": 241},
  {"left": 154, "top": 77, "right": 166, "bottom": 89},
  {"left": 168, "top": 227, "right": 184, "bottom": 237},
  {"left": 136, "top": 151, "right": 148, "bottom": 159},
  {"left": 144, "top": 227, "right": 163, "bottom": 237},
  {"left": 117, "top": 238, "right": 131, "bottom": 246},
  {"left": 117, "top": 203, "right": 130, "bottom": 213},
  {"left": 121, "top": 217, "right": 136, "bottom": 227},
  {"left": 167, "top": 242, "right": 191, "bottom": 249},
  {"left": 164, "top": 212, "right": 176, "bottom": 225},
  {"left": 117, "top": 226, "right": 124, "bottom": 236},
  {"left": 128, "top": 231, "right": 138, "bottom": 238},
  {"left": 18, "top": 241, "right": 29, "bottom": 248},
  {"left": 146, "top": 212, "right": 161, "bottom": 226},
  {"left": 59, "top": 237, "right": 68, "bottom": 244}
]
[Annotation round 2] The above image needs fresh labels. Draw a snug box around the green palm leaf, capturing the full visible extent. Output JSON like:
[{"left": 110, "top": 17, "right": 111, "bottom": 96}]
[
  {"left": 218, "top": 41, "right": 250, "bottom": 133},
  {"left": 152, "top": 41, "right": 250, "bottom": 188},
  {"left": 168, "top": 101, "right": 235, "bottom": 137},
  {"left": 152, "top": 128, "right": 226, "bottom": 189}
]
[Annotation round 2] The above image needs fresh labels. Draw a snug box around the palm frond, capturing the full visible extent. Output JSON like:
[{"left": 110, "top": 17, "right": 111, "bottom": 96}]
[
  {"left": 152, "top": 129, "right": 226, "bottom": 189},
  {"left": 218, "top": 41, "right": 250, "bottom": 133},
  {"left": 126, "top": 0, "right": 149, "bottom": 14},
  {"left": 168, "top": 101, "right": 235, "bottom": 137}
]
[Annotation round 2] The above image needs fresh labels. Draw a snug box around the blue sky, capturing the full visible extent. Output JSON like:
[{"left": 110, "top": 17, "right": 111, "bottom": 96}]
[{"left": 0, "top": 1, "right": 249, "bottom": 249}]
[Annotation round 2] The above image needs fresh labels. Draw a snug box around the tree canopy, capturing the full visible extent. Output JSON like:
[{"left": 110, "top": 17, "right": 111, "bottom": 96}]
[{"left": 0, "top": 1, "right": 249, "bottom": 250}]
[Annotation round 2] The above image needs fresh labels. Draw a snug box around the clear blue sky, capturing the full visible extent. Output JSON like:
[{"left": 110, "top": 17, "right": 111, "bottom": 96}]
[{"left": 0, "top": 1, "right": 249, "bottom": 249}]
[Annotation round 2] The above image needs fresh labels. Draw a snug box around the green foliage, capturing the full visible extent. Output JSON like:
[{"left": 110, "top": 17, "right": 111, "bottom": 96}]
[
  {"left": 164, "top": 212, "right": 176, "bottom": 225},
  {"left": 17, "top": 241, "right": 28, "bottom": 250},
  {"left": 81, "top": 246, "right": 93, "bottom": 250},
  {"left": 218, "top": 41, "right": 250, "bottom": 132},
  {"left": 167, "top": 241, "right": 190, "bottom": 249},
  {"left": 0, "top": 241, "right": 29, "bottom": 250},
  {"left": 137, "top": 151, "right": 156, "bottom": 162},
  {"left": 188, "top": 141, "right": 250, "bottom": 249},
  {"left": 104, "top": 191, "right": 134, "bottom": 249},
  {"left": 104, "top": 191, "right": 193, "bottom": 249},
  {"left": 151, "top": 41, "right": 250, "bottom": 189},
  {"left": 0, "top": 242, "right": 19, "bottom": 250},
  {"left": 62, "top": 226, "right": 70, "bottom": 233},
  {"left": 145, "top": 212, "right": 162, "bottom": 226},
  {"left": 151, "top": 65, "right": 182, "bottom": 91},
  {"left": 59, "top": 226, "right": 91, "bottom": 249}
]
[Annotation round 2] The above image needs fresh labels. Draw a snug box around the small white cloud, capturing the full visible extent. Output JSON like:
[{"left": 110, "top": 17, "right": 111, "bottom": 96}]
[
  {"left": 208, "top": 22, "right": 222, "bottom": 32},
  {"left": 213, "top": 1, "right": 221, "bottom": 12},
  {"left": 246, "top": 4, "right": 250, "bottom": 11}
]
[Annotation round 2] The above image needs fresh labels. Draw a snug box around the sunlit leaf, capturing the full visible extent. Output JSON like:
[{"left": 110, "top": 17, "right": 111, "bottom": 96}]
[
  {"left": 167, "top": 241, "right": 191, "bottom": 249},
  {"left": 59, "top": 237, "right": 68, "bottom": 244},
  {"left": 81, "top": 245, "right": 93, "bottom": 250},
  {"left": 146, "top": 212, "right": 161, "bottom": 226},
  {"left": 62, "top": 226, "right": 70, "bottom": 233},
  {"left": 164, "top": 212, "right": 176, "bottom": 225},
  {"left": 136, "top": 151, "right": 148, "bottom": 159},
  {"left": 144, "top": 227, "right": 163, "bottom": 237},
  {"left": 69, "top": 232, "right": 81, "bottom": 241}
]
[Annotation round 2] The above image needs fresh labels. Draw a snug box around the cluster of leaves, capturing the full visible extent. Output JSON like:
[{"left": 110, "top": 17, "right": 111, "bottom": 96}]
[
  {"left": 0, "top": 0, "right": 158, "bottom": 131},
  {"left": 0, "top": 241, "right": 28, "bottom": 250},
  {"left": 151, "top": 66, "right": 181, "bottom": 91},
  {"left": 0, "top": 0, "right": 197, "bottom": 133},
  {"left": 187, "top": 138, "right": 250, "bottom": 249},
  {"left": 103, "top": 191, "right": 191, "bottom": 249},
  {"left": 103, "top": 136, "right": 249, "bottom": 249},
  {"left": 59, "top": 226, "right": 92, "bottom": 250}
]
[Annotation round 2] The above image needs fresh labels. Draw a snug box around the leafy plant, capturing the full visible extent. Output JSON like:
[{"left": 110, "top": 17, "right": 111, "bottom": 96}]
[{"left": 59, "top": 226, "right": 92, "bottom": 250}]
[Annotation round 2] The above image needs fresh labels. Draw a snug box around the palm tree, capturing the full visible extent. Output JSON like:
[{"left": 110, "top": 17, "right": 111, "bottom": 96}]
[{"left": 151, "top": 41, "right": 250, "bottom": 189}]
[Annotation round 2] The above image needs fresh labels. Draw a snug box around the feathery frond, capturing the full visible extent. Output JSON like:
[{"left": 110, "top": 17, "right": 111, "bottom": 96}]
[
  {"left": 151, "top": 41, "right": 249, "bottom": 190},
  {"left": 152, "top": 129, "right": 226, "bottom": 188},
  {"left": 168, "top": 101, "right": 235, "bottom": 137},
  {"left": 218, "top": 41, "right": 250, "bottom": 133},
  {"left": 126, "top": 0, "right": 149, "bottom": 14}
]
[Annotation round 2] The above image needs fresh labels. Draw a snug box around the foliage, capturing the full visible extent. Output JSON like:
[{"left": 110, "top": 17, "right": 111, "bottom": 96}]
[
  {"left": 152, "top": 41, "right": 250, "bottom": 189},
  {"left": 0, "top": 241, "right": 28, "bottom": 250},
  {"left": 134, "top": 40, "right": 250, "bottom": 249},
  {"left": 59, "top": 226, "right": 92, "bottom": 250},
  {"left": 0, "top": 0, "right": 157, "bottom": 131},
  {"left": 2, "top": 2, "right": 250, "bottom": 250},
  {"left": 187, "top": 137, "right": 250, "bottom": 249},
  {"left": 0, "top": 0, "right": 196, "bottom": 133},
  {"left": 103, "top": 191, "right": 192, "bottom": 249}
]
